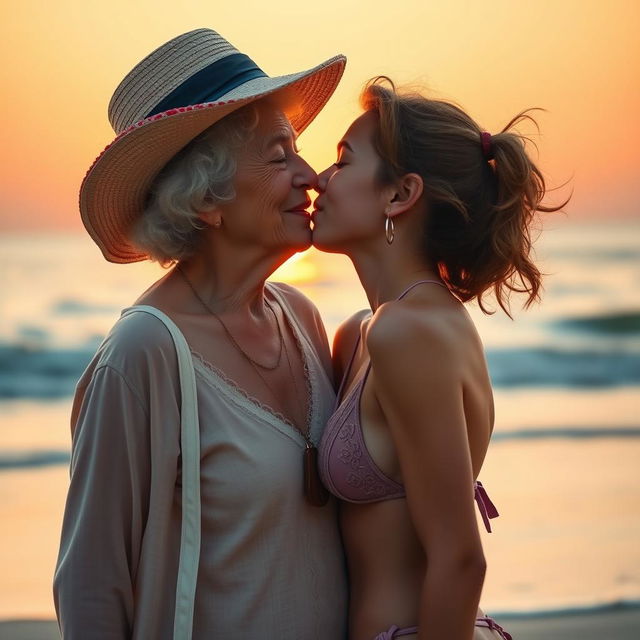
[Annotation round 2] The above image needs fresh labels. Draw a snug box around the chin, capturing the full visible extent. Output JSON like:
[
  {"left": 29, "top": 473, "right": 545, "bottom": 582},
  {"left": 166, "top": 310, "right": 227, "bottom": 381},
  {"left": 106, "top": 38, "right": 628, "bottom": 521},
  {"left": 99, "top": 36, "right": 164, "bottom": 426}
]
[
  {"left": 311, "top": 226, "right": 344, "bottom": 254},
  {"left": 312, "top": 243, "right": 345, "bottom": 255},
  {"left": 287, "top": 229, "right": 313, "bottom": 253},
  {"left": 293, "top": 237, "right": 313, "bottom": 253}
]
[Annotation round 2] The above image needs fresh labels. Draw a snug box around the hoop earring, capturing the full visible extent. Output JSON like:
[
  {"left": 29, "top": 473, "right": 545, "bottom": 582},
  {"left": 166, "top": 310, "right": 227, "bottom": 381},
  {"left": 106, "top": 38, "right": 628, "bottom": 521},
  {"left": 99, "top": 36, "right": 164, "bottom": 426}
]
[{"left": 385, "top": 214, "right": 394, "bottom": 245}]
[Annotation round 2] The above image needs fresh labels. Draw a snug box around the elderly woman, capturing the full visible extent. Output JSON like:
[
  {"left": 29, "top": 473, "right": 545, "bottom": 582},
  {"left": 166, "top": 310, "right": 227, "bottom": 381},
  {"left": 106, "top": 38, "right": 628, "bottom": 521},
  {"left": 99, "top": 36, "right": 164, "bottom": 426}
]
[{"left": 53, "top": 29, "right": 347, "bottom": 639}]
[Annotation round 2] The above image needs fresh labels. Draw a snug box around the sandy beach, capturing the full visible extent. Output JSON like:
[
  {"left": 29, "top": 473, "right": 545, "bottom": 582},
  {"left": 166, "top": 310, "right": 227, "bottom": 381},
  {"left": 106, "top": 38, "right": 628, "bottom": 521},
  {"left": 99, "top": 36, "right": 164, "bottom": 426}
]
[
  {"left": 2, "top": 227, "right": 640, "bottom": 639},
  {"left": 2, "top": 607, "right": 639, "bottom": 639}
]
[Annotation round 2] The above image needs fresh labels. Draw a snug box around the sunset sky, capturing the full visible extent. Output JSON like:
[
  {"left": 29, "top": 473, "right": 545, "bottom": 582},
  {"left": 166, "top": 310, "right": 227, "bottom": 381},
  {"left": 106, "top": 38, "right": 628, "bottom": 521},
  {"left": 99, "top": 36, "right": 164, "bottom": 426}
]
[{"left": 1, "top": 0, "right": 638, "bottom": 230}]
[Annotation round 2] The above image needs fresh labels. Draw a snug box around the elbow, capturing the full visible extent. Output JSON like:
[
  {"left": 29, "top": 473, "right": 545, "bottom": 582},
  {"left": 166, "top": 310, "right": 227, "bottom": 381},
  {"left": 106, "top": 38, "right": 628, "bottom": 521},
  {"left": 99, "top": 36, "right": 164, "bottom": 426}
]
[
  {"left": 464, "top": 555, "right": 487, "bottom": 601},
  {"left": 452, "top": 548, "right": 486, "bottom": 581},
  {"left": 467, "top": 551, "right": 487, "bottom": 584},
  {"left": 429, "top": 547, "right": 487, "bottom": 586}
]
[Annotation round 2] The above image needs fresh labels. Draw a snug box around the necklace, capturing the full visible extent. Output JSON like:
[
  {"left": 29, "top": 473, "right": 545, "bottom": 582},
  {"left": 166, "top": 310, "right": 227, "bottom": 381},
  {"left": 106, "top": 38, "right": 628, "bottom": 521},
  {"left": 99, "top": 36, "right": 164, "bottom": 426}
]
[
  {"left": 176, "top": 264, "right": 328, "bottom": 507},
  {"left": 177, "top": 264, "right": 283, "bottom": 370},
  {"left": 281, "top": 327, "right": 329, "bottom": 507}
]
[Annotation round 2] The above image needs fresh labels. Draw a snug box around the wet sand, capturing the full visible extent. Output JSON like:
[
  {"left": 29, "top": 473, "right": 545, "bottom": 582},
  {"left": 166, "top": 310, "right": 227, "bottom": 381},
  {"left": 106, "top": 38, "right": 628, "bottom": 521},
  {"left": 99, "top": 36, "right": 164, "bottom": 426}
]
[
  {"left": 503, "top": 606, "right": 640, "bottom": 639},
  {"left": 1, "top": 607, "right": 639, "bottom": 639}
]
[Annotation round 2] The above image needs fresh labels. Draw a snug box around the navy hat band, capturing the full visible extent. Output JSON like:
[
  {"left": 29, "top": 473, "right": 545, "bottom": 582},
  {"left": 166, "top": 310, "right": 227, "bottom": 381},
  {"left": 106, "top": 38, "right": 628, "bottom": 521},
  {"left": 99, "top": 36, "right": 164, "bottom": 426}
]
[{"left": 146, "top": 53, "right": 267, "bottom": 118}]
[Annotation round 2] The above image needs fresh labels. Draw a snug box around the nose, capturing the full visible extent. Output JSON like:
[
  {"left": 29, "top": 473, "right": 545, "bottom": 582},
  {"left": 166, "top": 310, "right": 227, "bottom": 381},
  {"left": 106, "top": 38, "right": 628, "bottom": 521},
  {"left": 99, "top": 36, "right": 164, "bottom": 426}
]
[
  {"left": 317, "top": 165, "right": 337, "bottom": 193},
  {"left": 292, "top": 154, "right": 318, "bottom": 191}
]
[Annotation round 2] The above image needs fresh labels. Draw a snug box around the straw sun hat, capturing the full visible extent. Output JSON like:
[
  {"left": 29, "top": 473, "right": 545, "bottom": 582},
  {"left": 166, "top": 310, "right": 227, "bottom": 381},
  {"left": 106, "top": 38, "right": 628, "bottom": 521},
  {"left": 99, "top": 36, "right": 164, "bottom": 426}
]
[{"left": 79, "top": 28, "right": 346, "bottom": 263}]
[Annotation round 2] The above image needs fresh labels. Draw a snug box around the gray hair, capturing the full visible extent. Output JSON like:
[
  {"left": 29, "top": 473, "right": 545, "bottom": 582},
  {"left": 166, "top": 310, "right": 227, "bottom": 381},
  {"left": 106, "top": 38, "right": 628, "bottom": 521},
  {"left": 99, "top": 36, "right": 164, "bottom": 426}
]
[{"left": 131, "top": 104, "right": 260, "bottom": 265}]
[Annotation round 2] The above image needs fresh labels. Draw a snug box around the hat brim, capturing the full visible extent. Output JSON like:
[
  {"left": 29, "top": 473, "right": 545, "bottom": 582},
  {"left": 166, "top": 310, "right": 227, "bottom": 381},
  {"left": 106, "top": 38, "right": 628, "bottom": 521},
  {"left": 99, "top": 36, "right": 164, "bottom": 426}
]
[{"left": 80, "top": 54, "right": 346, "bottom": 263}]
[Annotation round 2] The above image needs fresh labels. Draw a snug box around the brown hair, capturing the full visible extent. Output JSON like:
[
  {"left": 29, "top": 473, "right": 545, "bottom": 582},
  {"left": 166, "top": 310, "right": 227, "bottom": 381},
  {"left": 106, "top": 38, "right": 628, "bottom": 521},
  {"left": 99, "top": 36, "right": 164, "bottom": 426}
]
[{"left": 361, "top": 76, "right": 567, "bottom": 315}]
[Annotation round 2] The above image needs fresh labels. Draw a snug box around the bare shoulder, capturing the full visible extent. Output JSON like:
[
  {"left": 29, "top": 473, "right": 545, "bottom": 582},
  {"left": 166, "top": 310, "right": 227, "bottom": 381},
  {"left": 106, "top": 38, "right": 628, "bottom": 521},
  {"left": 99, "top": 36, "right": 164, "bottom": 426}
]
[{"left": 366, "top": 299, "right": 470, "bottom": 375}]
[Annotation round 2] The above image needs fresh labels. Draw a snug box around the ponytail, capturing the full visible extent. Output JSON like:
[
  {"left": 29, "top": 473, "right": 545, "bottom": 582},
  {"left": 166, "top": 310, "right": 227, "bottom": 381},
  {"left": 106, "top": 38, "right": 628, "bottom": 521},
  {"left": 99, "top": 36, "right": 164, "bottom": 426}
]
[{"left": 361, "top": 77, "right": 568, "bottom": 316}]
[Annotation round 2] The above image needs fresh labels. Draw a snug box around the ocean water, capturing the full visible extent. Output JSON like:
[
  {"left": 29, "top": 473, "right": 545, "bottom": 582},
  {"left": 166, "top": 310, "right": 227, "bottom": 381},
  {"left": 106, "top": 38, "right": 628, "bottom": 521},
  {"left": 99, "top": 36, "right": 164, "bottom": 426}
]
[{"left": 1, "top": 219, "right": 639, "bottom": 619}]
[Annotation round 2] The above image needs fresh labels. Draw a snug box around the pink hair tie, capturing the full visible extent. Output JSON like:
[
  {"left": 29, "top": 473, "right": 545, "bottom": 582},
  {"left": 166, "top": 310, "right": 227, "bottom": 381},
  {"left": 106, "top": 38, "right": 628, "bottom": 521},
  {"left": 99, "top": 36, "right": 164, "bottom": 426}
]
[{"left": 480, "top": 131, "right": 494, "bottom": 160}]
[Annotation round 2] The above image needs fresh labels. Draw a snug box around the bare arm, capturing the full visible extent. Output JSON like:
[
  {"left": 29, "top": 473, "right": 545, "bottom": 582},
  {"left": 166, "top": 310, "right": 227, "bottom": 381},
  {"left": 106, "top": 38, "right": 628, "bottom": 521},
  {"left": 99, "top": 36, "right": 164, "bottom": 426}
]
[{"left": 367, "top": 310, "right": 486, "bottom": 640}]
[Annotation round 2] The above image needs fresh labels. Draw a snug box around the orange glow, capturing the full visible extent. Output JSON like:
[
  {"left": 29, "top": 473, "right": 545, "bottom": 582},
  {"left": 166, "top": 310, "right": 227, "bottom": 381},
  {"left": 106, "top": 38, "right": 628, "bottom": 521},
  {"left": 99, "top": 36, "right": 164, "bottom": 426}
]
[
  {"left": 0, "top": 0, "right": 638, "bottom": 231},
  {"left": 272, "top": 251, "right": 318, "bottom": 283}
]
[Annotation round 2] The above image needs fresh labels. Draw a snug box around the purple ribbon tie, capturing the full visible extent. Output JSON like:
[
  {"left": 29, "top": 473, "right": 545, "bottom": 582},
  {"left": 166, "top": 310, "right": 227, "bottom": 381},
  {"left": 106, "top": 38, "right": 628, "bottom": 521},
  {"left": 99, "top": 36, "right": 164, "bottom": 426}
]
[
  {"left": 476, "top": 616, "right": 512, "bottom": 640},
  {"left": 474, "top": 481, "right": 499, "bottom": 533}
]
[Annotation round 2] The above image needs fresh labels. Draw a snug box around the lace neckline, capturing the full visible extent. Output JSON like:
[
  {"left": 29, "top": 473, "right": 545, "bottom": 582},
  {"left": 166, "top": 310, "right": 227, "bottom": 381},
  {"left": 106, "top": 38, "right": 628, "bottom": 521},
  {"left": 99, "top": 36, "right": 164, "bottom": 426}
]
[{"left": 190, "top": 283, "right": 316, "bottom": 443}]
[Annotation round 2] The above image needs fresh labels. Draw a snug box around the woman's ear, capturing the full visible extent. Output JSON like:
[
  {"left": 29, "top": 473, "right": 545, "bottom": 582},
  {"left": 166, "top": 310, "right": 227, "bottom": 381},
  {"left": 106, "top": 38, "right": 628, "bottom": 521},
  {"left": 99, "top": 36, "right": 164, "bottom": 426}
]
[
  {"left": 197, "top": 207, "right": 223, "bottom": 228},
  {"left": 386, "top": 173, "right": 423, "bottom": 218}
]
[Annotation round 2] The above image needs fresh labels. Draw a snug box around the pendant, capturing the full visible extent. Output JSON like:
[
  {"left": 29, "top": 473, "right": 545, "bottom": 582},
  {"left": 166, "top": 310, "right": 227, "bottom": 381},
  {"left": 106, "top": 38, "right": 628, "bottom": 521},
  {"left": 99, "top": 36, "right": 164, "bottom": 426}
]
[{"left": 303, "top": 445, "right": 330, "bottom": 507}]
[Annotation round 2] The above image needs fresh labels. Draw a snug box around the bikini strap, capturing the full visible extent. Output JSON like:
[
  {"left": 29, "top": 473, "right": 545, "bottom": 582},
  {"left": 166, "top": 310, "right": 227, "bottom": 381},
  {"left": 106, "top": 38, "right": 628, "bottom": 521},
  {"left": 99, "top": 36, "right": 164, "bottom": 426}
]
[
  {"left": 335, "top": 280, "right": 445, "bottom": 406},
  {"left": 396, "top": 279, "right": 447, "bottom": 300}
]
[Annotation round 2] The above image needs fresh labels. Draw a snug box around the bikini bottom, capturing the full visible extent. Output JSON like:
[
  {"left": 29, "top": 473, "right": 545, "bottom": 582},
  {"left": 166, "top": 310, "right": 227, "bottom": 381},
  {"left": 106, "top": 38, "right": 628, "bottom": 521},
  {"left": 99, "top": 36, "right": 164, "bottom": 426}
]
[{"left": 373, "top": 615, "right": 512, "bottom": 640}]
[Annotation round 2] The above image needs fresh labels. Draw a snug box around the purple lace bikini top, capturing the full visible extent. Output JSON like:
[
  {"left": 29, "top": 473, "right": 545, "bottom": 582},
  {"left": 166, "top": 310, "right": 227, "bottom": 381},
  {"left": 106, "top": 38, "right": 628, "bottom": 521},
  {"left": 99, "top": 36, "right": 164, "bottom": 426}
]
[{"left": 318, "top": 280, "right": 499, "bottom": 532}]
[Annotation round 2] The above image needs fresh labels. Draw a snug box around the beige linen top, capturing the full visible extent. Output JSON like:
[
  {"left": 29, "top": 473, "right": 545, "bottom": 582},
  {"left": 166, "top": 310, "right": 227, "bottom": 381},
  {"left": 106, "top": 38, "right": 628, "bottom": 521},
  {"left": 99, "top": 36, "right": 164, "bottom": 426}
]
[{"left": 53, "top": 282, "right": 348, "bottom": 639}]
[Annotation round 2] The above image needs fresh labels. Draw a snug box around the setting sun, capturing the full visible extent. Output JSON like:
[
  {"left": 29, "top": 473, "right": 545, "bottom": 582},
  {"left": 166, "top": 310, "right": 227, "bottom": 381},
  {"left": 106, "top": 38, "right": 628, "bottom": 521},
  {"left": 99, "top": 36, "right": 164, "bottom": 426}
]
[{"left": 1, "top": 4, "right": 639, "bottom": 639}]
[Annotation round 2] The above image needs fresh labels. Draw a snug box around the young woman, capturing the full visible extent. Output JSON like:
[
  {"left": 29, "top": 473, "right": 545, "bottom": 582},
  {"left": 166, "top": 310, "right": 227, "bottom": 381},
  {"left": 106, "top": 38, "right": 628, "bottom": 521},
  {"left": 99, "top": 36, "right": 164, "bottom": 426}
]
[{"left": 314, "top": 77, "right": 563, "bottom": 640}]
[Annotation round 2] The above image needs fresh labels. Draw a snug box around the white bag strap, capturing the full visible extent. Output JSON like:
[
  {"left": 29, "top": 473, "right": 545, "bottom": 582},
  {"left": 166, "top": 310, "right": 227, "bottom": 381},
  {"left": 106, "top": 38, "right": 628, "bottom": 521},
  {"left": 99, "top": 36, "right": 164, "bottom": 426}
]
[{"left": 123, "top": 306, "right": 201, "bottom": 640}]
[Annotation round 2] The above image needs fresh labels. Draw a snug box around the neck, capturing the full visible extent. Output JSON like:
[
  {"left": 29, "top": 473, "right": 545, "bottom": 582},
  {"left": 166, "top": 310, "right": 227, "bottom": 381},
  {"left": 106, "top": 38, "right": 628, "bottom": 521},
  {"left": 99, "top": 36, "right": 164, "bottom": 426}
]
[
  {"left": 178, "top": 238, "right": 296, "bottom": 317},
  {"left": 347, "top": 244, "right": 440, "bottom": 311}
]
